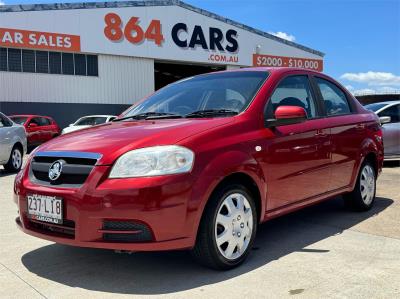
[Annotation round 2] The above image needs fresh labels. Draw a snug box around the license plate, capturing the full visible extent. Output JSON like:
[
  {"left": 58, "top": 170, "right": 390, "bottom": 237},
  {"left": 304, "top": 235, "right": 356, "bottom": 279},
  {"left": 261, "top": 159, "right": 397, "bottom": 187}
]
[{"left": 27, "top": 194, "right": 63, "bottom": 224}]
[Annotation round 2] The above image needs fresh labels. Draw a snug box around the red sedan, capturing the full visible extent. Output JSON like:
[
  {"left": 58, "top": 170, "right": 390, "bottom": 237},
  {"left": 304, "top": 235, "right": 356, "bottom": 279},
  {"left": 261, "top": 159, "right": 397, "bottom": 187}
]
[
  {"left": 9, "top": 115, "right": 61, "bottom": 147},
  {"left": 14, "top": 68, "right": 383, "bottom": 270}
]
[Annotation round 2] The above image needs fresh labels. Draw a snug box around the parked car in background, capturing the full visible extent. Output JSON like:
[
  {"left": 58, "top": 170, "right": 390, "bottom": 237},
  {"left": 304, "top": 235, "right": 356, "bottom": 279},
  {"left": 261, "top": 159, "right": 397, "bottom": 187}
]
[
  {"left": 0, "top": 112, "right": 27, "bottom": 172},
  {"left": 9, "top": 115, "right": 61, "bottom": 148},
  {"left": 62, "top": 115, "right": 116, "bottom": 134},
  {"left": 365, "top": 101, "right": 400, "bottom": 160},
  {"left": 15, "top": 68, "right": 383, "bottom": 270}
]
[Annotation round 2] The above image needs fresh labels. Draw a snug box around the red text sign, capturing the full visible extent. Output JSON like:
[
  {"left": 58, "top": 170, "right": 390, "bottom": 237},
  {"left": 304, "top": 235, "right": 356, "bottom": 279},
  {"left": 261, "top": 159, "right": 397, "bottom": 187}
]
[{"left": 0, "top": 28, "right": 81, "bottom": 52}]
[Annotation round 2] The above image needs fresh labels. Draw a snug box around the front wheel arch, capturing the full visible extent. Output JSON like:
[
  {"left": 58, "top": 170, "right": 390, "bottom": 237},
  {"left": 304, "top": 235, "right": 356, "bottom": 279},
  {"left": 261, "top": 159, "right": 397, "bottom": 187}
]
[{"left": 206, "top": 173, "right": 262, "bottom": 224}]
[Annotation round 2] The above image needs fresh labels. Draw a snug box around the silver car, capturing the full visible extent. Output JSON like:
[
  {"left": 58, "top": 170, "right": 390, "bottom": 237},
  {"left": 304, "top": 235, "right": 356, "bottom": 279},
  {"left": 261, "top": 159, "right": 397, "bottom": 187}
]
[
  {"left": 365, "top": 101, "right": 400, "bottom": 160},
  {"left": 0, "top": 112, "right": 27, "bottom": 172}
]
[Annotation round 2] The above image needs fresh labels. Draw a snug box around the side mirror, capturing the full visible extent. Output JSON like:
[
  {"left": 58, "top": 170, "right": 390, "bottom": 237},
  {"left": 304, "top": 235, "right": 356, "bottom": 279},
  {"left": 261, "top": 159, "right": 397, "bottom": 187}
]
[
  {"left": 379, "top": 116, "right": 391, "bottom": 125},
  {"left": 29, "top": 123, "right": 38, "bottom": 128},
  {"left": 265, "top": 106, "right": 307, "bottom": 127}
]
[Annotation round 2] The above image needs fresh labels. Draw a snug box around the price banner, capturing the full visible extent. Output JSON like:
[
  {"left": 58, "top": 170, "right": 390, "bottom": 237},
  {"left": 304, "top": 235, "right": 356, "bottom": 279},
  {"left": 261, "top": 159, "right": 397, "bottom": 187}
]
[{"left": 253, "top": 54, "right": 323, "bottom": 72}]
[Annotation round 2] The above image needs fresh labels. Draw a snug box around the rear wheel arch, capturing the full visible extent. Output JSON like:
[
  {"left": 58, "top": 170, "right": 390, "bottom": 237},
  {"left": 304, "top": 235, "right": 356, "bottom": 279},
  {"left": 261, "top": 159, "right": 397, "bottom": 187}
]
[
  {"left": 13, "top": 141, "right": 23, "bottom": 153},
  {"left": 363, "top": 152, "right": 378, "bottom": 175},
  {"left": 351, "top": 138, "right": 380, "bottom": 189}
]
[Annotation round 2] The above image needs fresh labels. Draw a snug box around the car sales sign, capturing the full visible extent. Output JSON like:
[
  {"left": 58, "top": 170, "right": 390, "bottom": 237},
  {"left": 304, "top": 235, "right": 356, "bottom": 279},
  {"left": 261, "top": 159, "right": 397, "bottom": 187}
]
[
  {"left": 0, "top": 28, "right": 80, "bottom": 52},
  {"left": 0, "top": 5, "right": 323, "bottom": 67}
]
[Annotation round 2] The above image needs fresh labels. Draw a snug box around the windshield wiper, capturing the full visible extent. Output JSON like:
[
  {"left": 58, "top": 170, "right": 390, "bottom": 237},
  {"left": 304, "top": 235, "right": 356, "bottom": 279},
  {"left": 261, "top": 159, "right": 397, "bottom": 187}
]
[
  {"left": 113, "top": 112, "right": 182, "bottom": 122},
  {"left": 185, "top": 109, "right": 238, "bottom": 118}
]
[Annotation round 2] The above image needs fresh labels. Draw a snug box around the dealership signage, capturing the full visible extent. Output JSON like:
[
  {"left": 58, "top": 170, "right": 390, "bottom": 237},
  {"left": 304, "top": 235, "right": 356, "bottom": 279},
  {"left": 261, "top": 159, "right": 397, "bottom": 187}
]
[
  {"left": 253, "top": 54, "right": 323, "bottom": 71},
  {"left": 103, "top": 13, "right": 238, "bottom": 53},
  {"left": 102, "top": 12, "right": 239, "bottom": 64},
  {"left": 0, "top": 5, "right": 323, "bottom": 67},
  {"left": 0, "top": 27, "right": 81, "bottom": 52}
]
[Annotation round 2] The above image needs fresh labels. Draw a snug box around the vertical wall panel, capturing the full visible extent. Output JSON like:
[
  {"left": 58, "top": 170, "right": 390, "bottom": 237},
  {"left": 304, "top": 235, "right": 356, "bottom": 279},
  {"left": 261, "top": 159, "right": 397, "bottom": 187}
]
[{"left": 0, "top": 54, "right": 154, "bottom": 105}]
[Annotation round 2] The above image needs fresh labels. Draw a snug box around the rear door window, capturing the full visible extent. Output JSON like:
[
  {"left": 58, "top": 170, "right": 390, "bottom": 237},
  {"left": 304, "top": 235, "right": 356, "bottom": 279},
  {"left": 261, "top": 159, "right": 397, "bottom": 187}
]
[{"left": 315, "top": 77, "right": 351, "bottom": 116}]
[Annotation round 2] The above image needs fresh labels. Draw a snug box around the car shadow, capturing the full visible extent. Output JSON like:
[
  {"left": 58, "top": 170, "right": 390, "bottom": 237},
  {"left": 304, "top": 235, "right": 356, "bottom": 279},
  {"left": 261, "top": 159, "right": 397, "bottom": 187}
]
[
  {"left": 383, "top": 160, "right": 400, "bottom": 168},
  {"left": 0, "top": 168, "right": 17, "bottom": 178},
  {"left": 21, "top": 196, "right": 393, "bottom": 295}
]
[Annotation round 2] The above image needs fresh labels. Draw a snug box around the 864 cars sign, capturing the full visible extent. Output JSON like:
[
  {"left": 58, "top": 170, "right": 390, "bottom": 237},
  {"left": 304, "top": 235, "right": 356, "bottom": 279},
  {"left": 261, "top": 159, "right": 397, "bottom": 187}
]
[{"left": 103, "top": 12, "right": 239, "bottom": 63}]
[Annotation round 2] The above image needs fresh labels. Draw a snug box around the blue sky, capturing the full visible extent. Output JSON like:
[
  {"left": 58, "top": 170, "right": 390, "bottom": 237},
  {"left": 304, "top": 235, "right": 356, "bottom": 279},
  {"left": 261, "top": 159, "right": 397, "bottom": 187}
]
[{"left": 1, "top": 0, "right": 399, "bottom": 94}]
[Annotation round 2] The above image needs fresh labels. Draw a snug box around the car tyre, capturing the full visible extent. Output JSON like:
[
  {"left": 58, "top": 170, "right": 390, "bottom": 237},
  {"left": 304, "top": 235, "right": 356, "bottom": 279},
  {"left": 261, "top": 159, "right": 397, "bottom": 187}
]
[
  {"left": 4, "top": 145, "right": 23, "bottom": 173},
  {"left": 191, "top": 183, "right": 257, "bottom": 270},
  {"left": 344, "top": 160, "right": 376, "bottom": 211}
]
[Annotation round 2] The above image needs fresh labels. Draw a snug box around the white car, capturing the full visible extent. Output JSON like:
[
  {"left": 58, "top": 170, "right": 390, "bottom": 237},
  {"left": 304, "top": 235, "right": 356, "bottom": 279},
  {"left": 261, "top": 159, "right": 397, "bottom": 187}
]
[
  {"left": 0, "top": 112, "right": 27, "bottom": 172},
  {"left": 61, "top": 115, "right": 116, "bottom": 134}
]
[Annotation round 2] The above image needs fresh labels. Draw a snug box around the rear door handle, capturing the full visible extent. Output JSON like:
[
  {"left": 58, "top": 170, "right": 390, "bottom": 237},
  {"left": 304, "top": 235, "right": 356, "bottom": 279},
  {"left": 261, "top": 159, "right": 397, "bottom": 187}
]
[
  {"left": 315, "top": 129, "right": 328, "bottom": 137},
  {"left": 356, "top": 124, "right": 365, "bottom": 130}
]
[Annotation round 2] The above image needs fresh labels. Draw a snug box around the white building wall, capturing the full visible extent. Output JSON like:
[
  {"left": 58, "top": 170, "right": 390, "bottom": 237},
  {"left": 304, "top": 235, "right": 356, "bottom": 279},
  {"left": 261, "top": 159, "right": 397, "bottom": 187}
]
[{"left": 0, "top": 54, "right": 154, "bottom": 105}]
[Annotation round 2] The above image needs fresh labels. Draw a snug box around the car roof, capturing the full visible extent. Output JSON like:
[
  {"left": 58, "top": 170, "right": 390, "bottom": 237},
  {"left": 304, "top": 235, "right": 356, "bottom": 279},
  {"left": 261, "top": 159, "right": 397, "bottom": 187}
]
[
  {"left": 78, "top": 115, "right": 116, "bottom": 118},
  {"left": 366, "top": 100, "right": 400, "bottom": 105},
  {"left": 228, "top": 67, "right": 323, "bottom": 74},
  {"left": 9, "top": 114, "right": 52, "bottom": 118},
  {"left": 205, "top": 67, "right": 326, "bottom": 79}
]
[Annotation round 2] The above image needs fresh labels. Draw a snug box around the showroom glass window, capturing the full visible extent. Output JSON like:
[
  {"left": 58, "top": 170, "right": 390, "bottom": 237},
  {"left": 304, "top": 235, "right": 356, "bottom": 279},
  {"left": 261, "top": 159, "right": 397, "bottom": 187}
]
[
  {"left": 8, "top": 48, "right": 22, "bottom": 72},
  {"left": 266, "top": 75, "right": 317, "bottom": 119},
  {"left": 22, "top": 50, "right": 35, "bottom": 73},
  {"left": 0, "top": 48, "right": 7, "bottom": 71},
  {"left": 0, "top": 47, "right": 98, "bottom": 77},
  {"left": 316, "top": 77, "right": 351, "bottom": 116}
]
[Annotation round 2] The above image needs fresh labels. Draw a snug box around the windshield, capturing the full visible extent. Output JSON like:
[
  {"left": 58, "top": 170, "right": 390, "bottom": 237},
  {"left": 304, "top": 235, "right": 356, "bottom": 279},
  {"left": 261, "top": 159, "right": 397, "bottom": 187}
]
[
  {"left": 9, "top": 116, "right": 28, "bottom": 125},
  {"left": 122, "top": 71, "right": 268, "bottom": 119},
  {"left": 365, "top": 103, "right": 387, "bottom": 112},
  {"left": 75, "top": 117, "right": 108, "bottom": 126}
]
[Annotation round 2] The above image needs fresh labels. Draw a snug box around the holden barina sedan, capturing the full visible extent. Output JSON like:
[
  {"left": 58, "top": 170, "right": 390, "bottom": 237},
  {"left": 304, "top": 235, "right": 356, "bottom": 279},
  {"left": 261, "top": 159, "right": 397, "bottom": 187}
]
[{"left": 14, "top": 68, "right": 383, "bottom": 270}]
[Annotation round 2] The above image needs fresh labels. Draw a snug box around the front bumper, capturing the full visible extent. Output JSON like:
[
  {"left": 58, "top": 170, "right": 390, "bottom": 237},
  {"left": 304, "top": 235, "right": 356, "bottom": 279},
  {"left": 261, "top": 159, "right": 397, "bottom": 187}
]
[{"left": 14, "top": 165, "right": 198, "bottom": 251}]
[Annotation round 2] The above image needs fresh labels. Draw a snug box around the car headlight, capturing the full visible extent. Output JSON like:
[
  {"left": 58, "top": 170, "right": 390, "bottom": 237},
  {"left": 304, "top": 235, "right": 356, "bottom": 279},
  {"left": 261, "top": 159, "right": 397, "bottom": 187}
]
[{"left": 109, "top": 145, "right": 194, "bottom": 178}]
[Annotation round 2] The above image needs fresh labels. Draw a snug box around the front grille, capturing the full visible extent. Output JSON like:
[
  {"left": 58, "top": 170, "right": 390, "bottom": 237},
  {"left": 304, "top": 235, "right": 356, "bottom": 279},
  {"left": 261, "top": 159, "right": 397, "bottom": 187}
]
[
  {"left": 102, "top": 220, "right": 153, "bottom": 243},
  {"left": 29, "top": 152, "right": 100, "bottom": 188},
  {"left": 28, "top": 219, "right": 75, "bottom": 238}
]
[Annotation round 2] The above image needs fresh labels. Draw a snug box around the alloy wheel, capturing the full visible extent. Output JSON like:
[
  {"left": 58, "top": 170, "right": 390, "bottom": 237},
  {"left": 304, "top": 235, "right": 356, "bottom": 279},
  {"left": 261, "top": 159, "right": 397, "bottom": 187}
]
[{"left": 12, "top": 149, "right": 22, "bottom": 170}]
